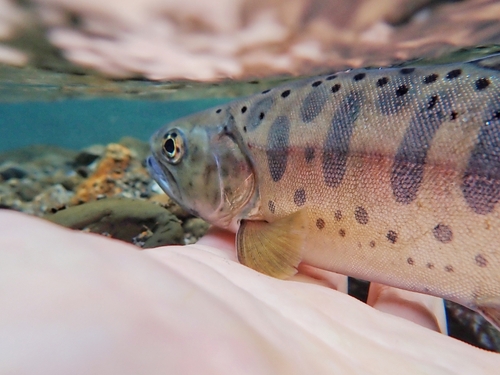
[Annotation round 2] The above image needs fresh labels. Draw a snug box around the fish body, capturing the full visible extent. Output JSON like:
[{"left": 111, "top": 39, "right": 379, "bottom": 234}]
[{"left": 148, "top": 54, "right": 500, "bottom": 329}]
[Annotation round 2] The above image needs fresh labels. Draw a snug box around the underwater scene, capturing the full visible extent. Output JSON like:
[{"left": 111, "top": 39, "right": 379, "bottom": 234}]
[{"left": 1, "top": 0, "right": 500, "bottom": 373}]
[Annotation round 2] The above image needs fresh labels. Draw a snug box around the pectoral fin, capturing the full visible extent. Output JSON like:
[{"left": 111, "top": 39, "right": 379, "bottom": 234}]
[
  {"left": 236, "top": 211, "right": 307, "bottom": 279},
  {"left": 476, "top": 297, "right": 500, "bottom": 330}
]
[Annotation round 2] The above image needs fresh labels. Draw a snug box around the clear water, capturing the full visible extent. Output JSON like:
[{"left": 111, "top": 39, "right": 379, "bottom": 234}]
[{"left": 0, "top": 97, "right": 230, "bottom": 152}]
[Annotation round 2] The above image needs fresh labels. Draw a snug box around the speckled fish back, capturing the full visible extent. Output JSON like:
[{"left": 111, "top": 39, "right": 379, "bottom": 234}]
[{"left": 225, "top": 54, "right": 500, "bottom": 307}]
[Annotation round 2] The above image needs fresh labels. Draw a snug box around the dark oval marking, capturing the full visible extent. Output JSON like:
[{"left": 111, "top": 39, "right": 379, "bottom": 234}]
[
  {"left": 396, "top": 85, "right": 409, "bottom": 97},
  {"left": 216, "top": 108, "right": 222, "bottom": 113},
  {"left": 241, "top": 106, "right": 247, "bottom": 113},
  {"left": 293, "top": 188, "right": 306, "bottom": 206},
  {"left": 268, "top": 200, "right": 276, "bottom": 214},
  {"left": 322, "top": 93, "right": 361, "bottom": 188},
  {"left": 369, "top": 240, "right": 376, "bottom": 248},
  {"left": 281, "top": 90, "right": 291, "bottom": 98},
  {"left": 300, "top": 87, "right": 328, "bottom": 123},
  {"left": 339, "top": 229, "right": 346, "bottom": 237},
  {"left": 423, "top": 74, "right": 438, "bottom": 84},
  {"left": 427, "top": 95, "right": 439, "bottom": 110},
  {"left": 407, "top": 257, "right": 414, "bottom": 265},
  {"left": 353, "top": 73, "right": 366, "bottom": 81},
  {"left": 334, "top": 210, "right": 342, "bottom": 221},
  {"left": 243, "top": 126, "right": 247, "bottom": 133},
  {"left": 354, "top": 206, "right": 369, "bottom": 225},
  {"left": 316, "top": 218, "right": 325, "bottom": 230},
  {"left": 266, "top": 116, "right": 290, "bottom": 182},
  {"left": 400, "top": 68, "right": 415, "bottom": 75},
  {"left": 451, "top": 111, "right": 458, "bottom": 120},
  {"left": 326, "top": 74, "right": 337, "bottom": 81},
  {"left": 432, "top": 223, "right": 453, "bottom": 243},
  {"left": 377, "top": 77, "right": 389, "bottom": 87},
  {"left": 446, "top": 69, "right": 462, "bottom": 79},
  {"left": 426, "top": 263, "right": 434, "bottom": 269},
  {"left": 247, "top": 96, "right": 274, "bottom": 131},
  {"left": 262, "top": 89, "right": 271, "bottom": 94},
  {"left": 476, "top": 78, "right": 490, "bottom": 90},
  {"left": 475, "top": 254, "right": 488, "bottom": 267},
  {"left": 444, "top": 265, "right": 454, "bottom": 272},
  {"left": 331, "top": 84, "right": 341, "bottom": 93},
  {"left": 305, "top": 147, "right": 315, "bottom": 163},
  {"left": 386, "top": 230, "right": 398, "bottom": 244},
  {"left": 391, "top": 103, "right": 446, "bottom": 204},
  {"left": 462, "top": 109, "right": 500, "bottom": 214},
  {"left": 312, "top": 80, "right": 323, "bottom": 87}
]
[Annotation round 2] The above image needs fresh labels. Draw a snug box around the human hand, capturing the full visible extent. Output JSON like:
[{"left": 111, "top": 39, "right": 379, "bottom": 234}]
[{"left": 0, "top": 210, "right": 498, "bottom": 374}]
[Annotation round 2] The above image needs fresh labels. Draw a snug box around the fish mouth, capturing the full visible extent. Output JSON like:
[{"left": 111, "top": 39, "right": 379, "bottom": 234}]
[{"left": 146, "top": 156, "right": 182, "bottom": 205}]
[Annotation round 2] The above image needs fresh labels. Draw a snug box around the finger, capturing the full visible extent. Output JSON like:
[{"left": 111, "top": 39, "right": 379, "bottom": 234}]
[
  {"left": 196, "top": 226, "right": 238, "bottom": 260},
  {"left": 367, "top": 282, "right": 447, "bottom": 333}
]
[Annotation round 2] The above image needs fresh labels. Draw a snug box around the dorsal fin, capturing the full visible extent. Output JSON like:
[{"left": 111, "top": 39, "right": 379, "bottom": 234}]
[{"left": 468, "top": 53, "right": 500, "bottom": 72}]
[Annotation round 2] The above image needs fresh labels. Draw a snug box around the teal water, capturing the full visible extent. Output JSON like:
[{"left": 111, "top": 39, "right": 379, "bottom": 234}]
[{"left": 0, "top": 98, "right": 231, "bottom": 152}]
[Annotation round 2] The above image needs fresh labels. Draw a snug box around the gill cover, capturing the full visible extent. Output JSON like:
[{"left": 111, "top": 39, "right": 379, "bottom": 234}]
[{"left": 148, "top": 108, "right": 256, "bottom": 230}]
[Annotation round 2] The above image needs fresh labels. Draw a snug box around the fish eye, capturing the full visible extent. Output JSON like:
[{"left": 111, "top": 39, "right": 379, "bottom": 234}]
[{"left": 162, "top": 129, "right": 184, "bottom": 164}]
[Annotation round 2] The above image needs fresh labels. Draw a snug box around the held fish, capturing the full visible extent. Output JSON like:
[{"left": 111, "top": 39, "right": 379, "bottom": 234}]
[{"left": 147, "top": 54, "right": 500, "bottom": 329}]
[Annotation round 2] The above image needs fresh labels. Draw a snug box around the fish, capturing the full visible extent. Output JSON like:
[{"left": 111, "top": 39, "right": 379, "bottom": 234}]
[{"left": 147, "top": 53, "right": 500, "bottom": 330}]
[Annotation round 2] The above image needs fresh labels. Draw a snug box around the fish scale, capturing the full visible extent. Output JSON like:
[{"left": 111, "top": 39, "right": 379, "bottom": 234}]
[{"left": 147, "top": 53, "right": 500, "bottom": 330}]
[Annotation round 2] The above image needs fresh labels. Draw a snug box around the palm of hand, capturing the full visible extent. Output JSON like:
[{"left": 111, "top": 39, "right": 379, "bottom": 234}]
[{"left": 0, "top": 210, "right": 498, "bottom": 374}]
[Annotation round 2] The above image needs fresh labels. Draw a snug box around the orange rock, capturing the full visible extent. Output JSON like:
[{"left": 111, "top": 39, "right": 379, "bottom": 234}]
[{"left": 71, "top": 144, "right": 132, "bottom": 204}]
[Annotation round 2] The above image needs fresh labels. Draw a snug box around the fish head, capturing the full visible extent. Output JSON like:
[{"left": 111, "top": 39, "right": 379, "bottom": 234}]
[{"left": 147, "top": 108, "right": 256, "bottom": 232}]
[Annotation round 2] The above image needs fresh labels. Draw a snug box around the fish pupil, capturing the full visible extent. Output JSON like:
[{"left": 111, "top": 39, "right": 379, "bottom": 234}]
[{"left": 164, "top": 138, "right": 175, "bottom": 154}]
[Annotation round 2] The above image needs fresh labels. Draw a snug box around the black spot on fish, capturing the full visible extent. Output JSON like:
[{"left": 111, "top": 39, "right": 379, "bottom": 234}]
[
  {"left": 407, "top": 257, "right": 414, "bottom": 265},
  {"left": 432, "top": 223, "right": 453, "bottom": 243},
  {"left": 247, "top": 96, "right": 273, "bottom": 131},
  {"left": 312, "top": 80, "right": 323, "bottom": 87},
  {"left": 386, "top": 230, "right": 398, "bottom": 244},
  {"left": 331, "top": 84, "right": 341, "bottom": 93},
  {"left": 451, "top": 111, "right": 458, "bottom": 120},
  {"left": 281, "top": 90, "right": 291, "bottom": 98},
  {"left": 216, "top": 108, "right": 222, "bottom": 113},
  {"left": 400, "top": 68, "right": 415, "bottom": 75},
  {"left": 396, "top": 85, "right": 409, "bottom": 97},
  {"left": 354, "top": 206, "right": 369, "bottom": 225},
  {"left": 391, "top": 102, "right": 446, "bottom": 204},
  {"left": 293, "top": 188, "right": 306, "bottom": 206},
  {"left": 326, "top": 74, "right": 337, "bottom": 81},
  {"left": 377, "top": 77, "right": 389, "bottom": 87},
  {"left": 427, "top": 263, "right": 434, "bottom": 269},
  {"left": 378, "top": 83, "right": 412, "bottom": 115},
  {"left": 353, "top": 73, "right": 366, "bottom": 81},
  {"left": 266, "top": 116, "right": 290, "bottom": 182},
  {"left": 316, "top": 218, "right": 325, "bottom": 230},
  {"left": 334, "top": 210, "right": 342, "bottom": 221},
  {"left": 243, "top": 126, "right": 247, "bottom": 133},
  {"left": 369, "top": 240, "right": 376, "bottom": 248},
  {"left": 262, "top": 89, "right": 271, "bottom": 94},
  {"left": 444, "top": 265, "right": 454, "bottom": 272},
  {"left": 475, "top": 254, "right": 488, "bottom": 267},
  {"left": 301, "top": 86, "right": 328, "bottom": 123},
  {"left": 268, "top": 200, "right": 276, "bottom": 214},
  {"left": 305, "top": 147, "right": 315, "bottom": 163},
  {"left": 241, "top": 106, "right": 247, "bottom": 114},
  {"left": 446, "top": 69, "right": 462, "bottom": 79},
  {"left": 339, "top": 229, "right": 346, "bottom": 237},
  {"left": 322, "top": 93, "right": 361, "bottom": 188},
  {"left": 462, "top": 108, "right": 500, "bottom": 214},
  {"left": 476, "top": 78, "right": 490, "bottom": 90},
  {"left": 427, "top": 94, "right": 439, "bottom": 110},
  {"left": 423, "top": 74, "right": 438, "bottom": 84}
]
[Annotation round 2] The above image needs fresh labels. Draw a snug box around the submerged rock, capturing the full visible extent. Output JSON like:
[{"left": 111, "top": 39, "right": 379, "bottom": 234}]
[{"left": 44, "top": 197, "right": 184, "bottom": 248}]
